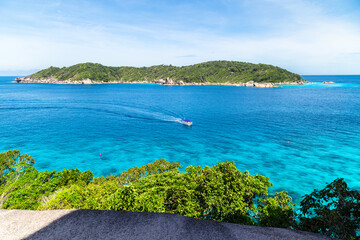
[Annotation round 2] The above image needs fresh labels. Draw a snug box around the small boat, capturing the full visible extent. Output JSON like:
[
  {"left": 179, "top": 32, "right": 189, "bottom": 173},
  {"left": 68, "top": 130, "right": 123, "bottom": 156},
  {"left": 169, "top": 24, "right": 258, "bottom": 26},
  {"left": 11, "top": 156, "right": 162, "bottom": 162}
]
[{"left": 181, "top": 119, "right": 193, "bottom": 126}]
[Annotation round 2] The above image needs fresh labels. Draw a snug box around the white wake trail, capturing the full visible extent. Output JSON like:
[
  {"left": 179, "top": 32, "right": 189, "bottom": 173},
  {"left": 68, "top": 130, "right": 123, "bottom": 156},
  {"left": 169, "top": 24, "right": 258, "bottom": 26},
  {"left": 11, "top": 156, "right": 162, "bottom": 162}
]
[{"left": 119, "top": 105, "right": 183, "bottom": 124}]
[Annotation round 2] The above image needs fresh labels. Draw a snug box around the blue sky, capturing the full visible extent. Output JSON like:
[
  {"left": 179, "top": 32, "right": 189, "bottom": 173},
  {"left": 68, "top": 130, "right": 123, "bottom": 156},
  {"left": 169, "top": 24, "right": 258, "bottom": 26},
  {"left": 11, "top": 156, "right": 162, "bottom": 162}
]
[{"left": 0, "top": 0, "right": 359, "bottom": 75}]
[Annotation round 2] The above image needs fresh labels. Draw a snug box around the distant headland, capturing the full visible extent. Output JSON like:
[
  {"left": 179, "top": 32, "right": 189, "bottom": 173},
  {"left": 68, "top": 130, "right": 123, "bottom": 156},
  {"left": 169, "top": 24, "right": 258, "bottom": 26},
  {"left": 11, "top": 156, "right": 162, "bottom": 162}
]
[{"left": 14, "top": 61, "right": 307, "bottom": 88}]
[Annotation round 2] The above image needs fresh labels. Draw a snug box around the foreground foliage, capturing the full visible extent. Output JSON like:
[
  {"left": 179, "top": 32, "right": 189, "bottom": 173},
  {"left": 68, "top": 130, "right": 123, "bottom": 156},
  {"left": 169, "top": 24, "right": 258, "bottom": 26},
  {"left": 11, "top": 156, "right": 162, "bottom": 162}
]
[
  {"left": 1, "top": 150, "right": 359, "bottom": 239},
  {"left": 299, "top": 178, "right": 360, "bottom": 240},
  {"left": 0, "top": 150, "right": 93, "bottom": 209},
  {"left": 0, "top": 150, "right": 293, "bottom": 226},
  {"left": 29, "top": 61, "right": 303, "bottom": 83}
]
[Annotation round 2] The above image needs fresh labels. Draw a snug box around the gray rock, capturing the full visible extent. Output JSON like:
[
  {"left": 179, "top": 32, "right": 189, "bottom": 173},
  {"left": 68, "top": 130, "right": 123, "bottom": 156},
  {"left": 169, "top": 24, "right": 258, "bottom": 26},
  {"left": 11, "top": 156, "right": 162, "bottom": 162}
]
[
  {"left": 254, "top": 82, "right": 274, "bottom": 88},
  {"left": 154, "top": 79, "right": 166, "bottom": 84},
  {"left": 245, "top": 81, "right": 255, "bottom": 87},
  {"left": 0, "top": 209, "right": 333, "bottom": 240},
  {"left": 165, "top": 77, "right": 174, "bottom": 85},
  {"left": 81, "top": 79, "right": 93, "bottom": 84},
  {"left": 14, "top": 77, "right": 24, "bottom": 83}
]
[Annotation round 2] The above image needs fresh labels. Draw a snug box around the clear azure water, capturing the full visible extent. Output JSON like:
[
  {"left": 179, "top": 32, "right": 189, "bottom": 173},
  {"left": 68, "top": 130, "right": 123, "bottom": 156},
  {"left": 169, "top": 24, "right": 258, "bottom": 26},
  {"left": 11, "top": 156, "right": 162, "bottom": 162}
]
[{"left": 1, "top": 75, "right": 360, "bottom": 203}]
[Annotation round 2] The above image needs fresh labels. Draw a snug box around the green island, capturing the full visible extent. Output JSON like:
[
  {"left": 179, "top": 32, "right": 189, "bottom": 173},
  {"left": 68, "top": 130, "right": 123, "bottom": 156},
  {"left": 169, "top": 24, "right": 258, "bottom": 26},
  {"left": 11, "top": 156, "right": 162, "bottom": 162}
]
[
  {"left": 14, "top": 61, "right": 306, "bottom": 87},
  {"left": 1, "top": 150, "right": 359, "bottom": 239}
]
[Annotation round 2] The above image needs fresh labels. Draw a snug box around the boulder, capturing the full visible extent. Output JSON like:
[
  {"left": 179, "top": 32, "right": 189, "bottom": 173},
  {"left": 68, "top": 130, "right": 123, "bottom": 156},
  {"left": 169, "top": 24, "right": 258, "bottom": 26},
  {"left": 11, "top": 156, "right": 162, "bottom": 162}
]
[
  {"left": 254, "top": 82, "right": 274, "bottom": 88},
  {"left": 154, "top": 79, "right": 166, "bottom": 84},
  {"left": 82, "top": 79, "right": 93, "bottom": 84},
  {"left": 245, "top": 81, "right": 255, "bottom": 87},
  {"left": 14, "top": 77, "right": 24, "bottom": 83},
  {"left": 165, "top": 77, "right": 174, "bottom": 85}
]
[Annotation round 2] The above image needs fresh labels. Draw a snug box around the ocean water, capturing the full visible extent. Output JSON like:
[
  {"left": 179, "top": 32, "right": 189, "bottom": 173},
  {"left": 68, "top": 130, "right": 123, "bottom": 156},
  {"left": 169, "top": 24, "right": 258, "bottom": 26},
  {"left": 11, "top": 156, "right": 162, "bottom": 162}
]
[{"left": 1, "top": 75, "right": 360, "bottom": 203}]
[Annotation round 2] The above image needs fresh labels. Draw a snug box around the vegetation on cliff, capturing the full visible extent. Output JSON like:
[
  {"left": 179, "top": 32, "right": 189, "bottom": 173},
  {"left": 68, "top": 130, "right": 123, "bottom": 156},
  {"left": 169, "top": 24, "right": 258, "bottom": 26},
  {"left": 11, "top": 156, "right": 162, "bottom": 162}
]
[
  {"left": 1, "top": 150, "right": 359, "bottom": 239},
  {"left": 28, "top": 61, "right": 304, "bottom": 83}
]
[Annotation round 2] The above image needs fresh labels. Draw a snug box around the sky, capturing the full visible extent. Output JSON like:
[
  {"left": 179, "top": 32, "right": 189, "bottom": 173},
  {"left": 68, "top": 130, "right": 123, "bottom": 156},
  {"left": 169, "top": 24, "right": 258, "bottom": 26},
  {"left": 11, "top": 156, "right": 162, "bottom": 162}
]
[{"left": 0, "top": 0, "right": 359, "bottom": 75}]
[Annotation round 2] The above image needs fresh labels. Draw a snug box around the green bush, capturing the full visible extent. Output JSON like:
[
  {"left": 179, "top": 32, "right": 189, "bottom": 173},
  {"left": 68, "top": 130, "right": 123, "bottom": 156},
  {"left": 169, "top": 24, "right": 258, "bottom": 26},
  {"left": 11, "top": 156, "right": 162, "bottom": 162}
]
[
  {"left": 257, "top": 191, "right": 296, "bottom": 228},
  {"left": 298, "top": 178, "right": 360, "bottom": 240},
  {"left": 0, "top": 149, "right": 34, "bottom": 185},
  {"left": 0, "top": 150, "right": 296, "bottom": 228},
  {"left": 0, "top": 168, "right": 93, "bottom": 210},
  {"left": 40, "top": 160, "right": 292, "bottom": 226}
]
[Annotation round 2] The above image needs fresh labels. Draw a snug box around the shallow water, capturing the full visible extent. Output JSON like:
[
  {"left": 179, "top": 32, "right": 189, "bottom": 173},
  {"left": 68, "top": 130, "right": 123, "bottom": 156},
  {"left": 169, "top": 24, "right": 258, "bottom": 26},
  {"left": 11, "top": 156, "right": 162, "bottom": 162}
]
[{"left": 1, "top": 75, "right": 359, "bottom": 202}]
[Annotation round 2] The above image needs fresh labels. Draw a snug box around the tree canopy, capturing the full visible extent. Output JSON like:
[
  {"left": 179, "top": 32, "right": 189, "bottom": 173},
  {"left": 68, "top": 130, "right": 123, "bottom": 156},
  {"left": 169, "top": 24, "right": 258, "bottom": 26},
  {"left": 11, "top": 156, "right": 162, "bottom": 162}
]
[{"left": 298, "top": 178, "right": 360, "bottom": 240}]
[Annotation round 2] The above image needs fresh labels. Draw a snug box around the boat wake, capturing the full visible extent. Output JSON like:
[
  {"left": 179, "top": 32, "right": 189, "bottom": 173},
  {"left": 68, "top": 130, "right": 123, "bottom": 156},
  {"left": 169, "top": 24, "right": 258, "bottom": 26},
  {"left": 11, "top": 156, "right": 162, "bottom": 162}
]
[
  {"left": 3, "top": 101, "right": 186, "bottom": 125},
  {"left": 121, "top": 106, "right": 183, "bottom": 124}
]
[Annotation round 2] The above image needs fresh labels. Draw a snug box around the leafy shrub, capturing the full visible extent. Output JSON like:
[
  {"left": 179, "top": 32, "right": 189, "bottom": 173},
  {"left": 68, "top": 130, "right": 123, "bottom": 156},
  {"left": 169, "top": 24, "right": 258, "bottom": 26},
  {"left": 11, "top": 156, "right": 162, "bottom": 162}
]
[
  {"left": 41, "top": 160, "right": 290, "bottom": 226},
  {"left": 298, "top": 178, "right": 360, "bottom": 240},
  {"left": 0, "top": 168, "right": 93, "bottom": 209},
  {"left": 0, "top": 150, "right": 93, "bottom": 209},
  {"left": 0, "top": 150, "right": 296, "bottom": 229},
  {"left": 0, "top": 150, "right": 34, "bottom": 185},
  {"left": 257, "top": 191, "right": 296, "bottom": 228}
]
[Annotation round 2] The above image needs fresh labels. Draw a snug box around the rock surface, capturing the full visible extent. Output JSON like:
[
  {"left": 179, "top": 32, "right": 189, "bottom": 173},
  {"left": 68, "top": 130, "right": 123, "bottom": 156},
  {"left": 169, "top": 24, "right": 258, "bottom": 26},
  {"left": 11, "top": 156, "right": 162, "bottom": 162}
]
[
  {"left": 13, "top": 77, "right": 308, "bottom": 88},
  {"left": 0, "top": 209, "right": 332, "bottom": 240},
  {"left": 255, "top": 82, "right": 274, "bottom": 88},
  {"left": 245, "top": 81, "right": 255, "bottom": 87}
]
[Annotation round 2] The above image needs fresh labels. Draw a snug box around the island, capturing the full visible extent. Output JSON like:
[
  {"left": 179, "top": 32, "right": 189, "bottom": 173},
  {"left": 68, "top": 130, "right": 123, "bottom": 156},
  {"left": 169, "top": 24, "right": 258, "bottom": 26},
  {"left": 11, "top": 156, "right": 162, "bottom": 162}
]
[{"left": 14, "top": 61, "right": 307, "bottom": 88}]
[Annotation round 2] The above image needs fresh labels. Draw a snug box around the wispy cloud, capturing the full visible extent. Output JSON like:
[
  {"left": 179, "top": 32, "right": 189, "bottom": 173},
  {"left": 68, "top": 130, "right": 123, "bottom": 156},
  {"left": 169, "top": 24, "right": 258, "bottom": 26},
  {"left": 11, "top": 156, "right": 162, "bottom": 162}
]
[{"left": 0, "top": 0, "right": 359, "bottom": 74}]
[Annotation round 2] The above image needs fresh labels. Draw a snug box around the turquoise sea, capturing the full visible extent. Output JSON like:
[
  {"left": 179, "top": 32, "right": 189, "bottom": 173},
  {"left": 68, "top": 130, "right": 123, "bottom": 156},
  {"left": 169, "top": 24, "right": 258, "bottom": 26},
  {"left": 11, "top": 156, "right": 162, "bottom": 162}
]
[{"left": 1, "top": 75, "right": 359, "bottom": 203}]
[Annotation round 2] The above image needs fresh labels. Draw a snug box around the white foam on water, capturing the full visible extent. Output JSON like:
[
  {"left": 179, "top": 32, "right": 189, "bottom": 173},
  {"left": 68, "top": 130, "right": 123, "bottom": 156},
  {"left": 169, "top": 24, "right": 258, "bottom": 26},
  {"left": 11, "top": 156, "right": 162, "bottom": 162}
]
[{"left": 118, "top": 105, "right": 184, "bottom": 124}]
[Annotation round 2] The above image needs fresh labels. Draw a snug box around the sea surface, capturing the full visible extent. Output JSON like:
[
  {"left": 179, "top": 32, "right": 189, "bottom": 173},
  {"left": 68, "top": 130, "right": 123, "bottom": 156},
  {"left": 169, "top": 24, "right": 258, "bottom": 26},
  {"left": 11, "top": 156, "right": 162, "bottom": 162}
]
[{"left": 1, "top": 75, "right": 360, "bottom": 203}]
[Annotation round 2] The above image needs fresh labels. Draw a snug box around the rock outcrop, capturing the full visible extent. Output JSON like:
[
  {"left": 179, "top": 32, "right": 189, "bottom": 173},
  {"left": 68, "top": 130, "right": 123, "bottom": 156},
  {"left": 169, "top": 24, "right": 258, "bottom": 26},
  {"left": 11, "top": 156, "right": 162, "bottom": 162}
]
[
  {"left": 275, "top": 81, "right": 305, "bottom": 85},
  {"left": 254, "top": 82, "right": 274, "bottom": 88},
  {"left": 245, "top": 81, "right": 255, "bottom": 87},
  {"left": 153, "top": 79, "right": 166, "bottom": 84},
  {"left": 14, "top": 77, "right": 308, "bottom": 88},
  {"left": 81, "top": 79, "right": 93, "bottom": 84},
  {"left": 164, "top": 77, "right": 174, "bottom": 85},
  {"left": 0, "top": 209, "right": 332, "bottom": 240}
]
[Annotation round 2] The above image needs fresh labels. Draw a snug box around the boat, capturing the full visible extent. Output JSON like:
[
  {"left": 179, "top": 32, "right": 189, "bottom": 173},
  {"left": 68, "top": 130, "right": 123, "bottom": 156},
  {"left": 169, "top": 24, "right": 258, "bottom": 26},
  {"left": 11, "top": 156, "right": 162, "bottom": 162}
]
[{"left": 181, "top": 119, "right": 193, "bottom": 126}]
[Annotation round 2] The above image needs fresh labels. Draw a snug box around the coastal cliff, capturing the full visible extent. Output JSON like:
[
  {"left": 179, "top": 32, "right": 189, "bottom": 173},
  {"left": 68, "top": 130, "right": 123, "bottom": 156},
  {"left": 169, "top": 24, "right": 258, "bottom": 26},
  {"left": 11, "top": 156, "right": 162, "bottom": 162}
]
[{"left": 14, "top": 61, "right": 307, "bottom": 88}]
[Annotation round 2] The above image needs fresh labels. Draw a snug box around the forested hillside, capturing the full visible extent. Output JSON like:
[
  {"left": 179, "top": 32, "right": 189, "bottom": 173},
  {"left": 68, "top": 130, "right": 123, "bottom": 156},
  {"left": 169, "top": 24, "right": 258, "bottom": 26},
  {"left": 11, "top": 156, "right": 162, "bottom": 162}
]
[{"left": 29, "top": 61, "right": 303, "bottom": 83}]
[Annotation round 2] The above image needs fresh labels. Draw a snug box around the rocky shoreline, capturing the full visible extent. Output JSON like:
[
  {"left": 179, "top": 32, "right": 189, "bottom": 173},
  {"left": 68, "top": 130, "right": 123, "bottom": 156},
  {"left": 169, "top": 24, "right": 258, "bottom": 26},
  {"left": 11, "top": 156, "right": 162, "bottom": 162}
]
[{"left": 14, "top": 77, "right": 307, "bottom": 88}]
